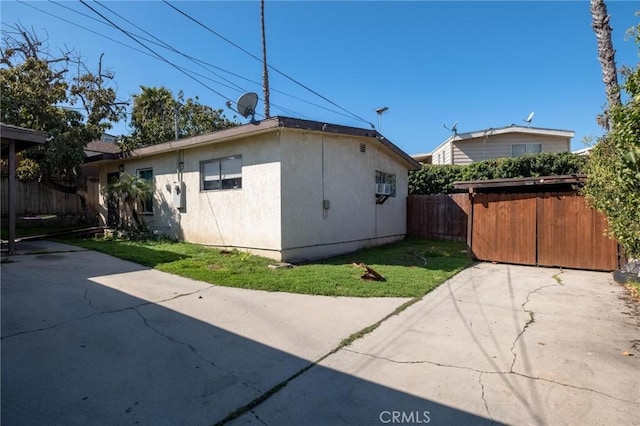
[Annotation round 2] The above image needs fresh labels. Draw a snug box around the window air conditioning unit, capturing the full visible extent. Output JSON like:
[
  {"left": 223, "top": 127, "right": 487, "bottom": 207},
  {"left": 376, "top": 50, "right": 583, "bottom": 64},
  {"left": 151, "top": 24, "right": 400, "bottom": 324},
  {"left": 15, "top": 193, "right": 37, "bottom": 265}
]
[{"left": 375, "top": 183, "right": 392, "bottom": 196}]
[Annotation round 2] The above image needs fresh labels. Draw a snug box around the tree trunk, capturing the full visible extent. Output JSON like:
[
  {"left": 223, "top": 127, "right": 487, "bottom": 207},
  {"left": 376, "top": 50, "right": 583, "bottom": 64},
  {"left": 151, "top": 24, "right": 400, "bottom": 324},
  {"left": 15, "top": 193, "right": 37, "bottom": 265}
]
[
  {"left": 40, "top": 168, "right": 99, "bottom": 226},
  {"left": 591, "top": 0, "right": 621, "bottom": 123}
]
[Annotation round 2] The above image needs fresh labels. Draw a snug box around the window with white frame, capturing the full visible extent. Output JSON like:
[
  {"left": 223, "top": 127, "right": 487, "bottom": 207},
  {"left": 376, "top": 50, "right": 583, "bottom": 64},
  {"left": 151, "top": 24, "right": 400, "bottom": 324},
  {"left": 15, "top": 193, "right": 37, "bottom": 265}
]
[
  {"left": 137, "top": 168, "right": 153, "bottom": 214},
  {"left": 511, "top": 143, "right": 542, "bottom": 157},
  {"left": 201, "top": 156, "right": 242, "bottom": 191},
  {"left": 375, "top": 171, "right": 396, "bottom": 197}
]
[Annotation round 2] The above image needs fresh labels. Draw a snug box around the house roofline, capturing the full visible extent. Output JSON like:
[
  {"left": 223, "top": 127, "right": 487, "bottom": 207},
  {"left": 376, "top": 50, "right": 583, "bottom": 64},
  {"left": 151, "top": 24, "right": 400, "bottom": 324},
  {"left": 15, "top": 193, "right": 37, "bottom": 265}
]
[
  {"left": 98, "top": 116, "right": 421, "bottom": 170},
  {"left": 428, "top": 125, "right": 575, "bottom": 156},
  {"left": 452, "top": 125, "right": 574, "bottom": 141}
]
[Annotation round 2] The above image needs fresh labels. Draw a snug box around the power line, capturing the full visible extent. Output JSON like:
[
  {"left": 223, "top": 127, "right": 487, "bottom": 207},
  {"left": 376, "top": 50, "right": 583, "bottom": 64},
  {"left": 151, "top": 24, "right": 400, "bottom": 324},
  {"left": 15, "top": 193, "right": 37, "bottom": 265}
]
[
  {"left": 163, "top": 0, "right": 376, "bottom": 128},
  {"left": 93, "top": 0, "right": 248, "bottom": 94},
  {"left": 78, "top": 0, "right": 236, "bottom": 106},
  {"left": 78, "top": 1, "right": 314, "bottom": 120},
  {"left": 89, "top": 1, "right": 341, "bottom": 121},
  {"left": 32, "top": 1, "right": 357, "bottom": 122},
  {"left": 16, "top": 1, "right": 336, "bottom": 122}
]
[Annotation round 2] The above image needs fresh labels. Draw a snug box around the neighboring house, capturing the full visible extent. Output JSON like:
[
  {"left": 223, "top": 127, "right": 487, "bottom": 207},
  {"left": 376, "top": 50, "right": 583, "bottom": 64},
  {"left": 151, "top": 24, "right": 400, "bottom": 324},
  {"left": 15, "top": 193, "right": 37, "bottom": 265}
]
[
  {"left": 92, "top": 116, "right": 420, "bottom": 262},
  {"left": 572, "top": 146, "right": 593, "bottom": 156},
  {"left": 411, "top": 152, "right": 432, "bottom": 164},
  {"left": 421, "top": 125, "right": 574, "bottom": 165}
]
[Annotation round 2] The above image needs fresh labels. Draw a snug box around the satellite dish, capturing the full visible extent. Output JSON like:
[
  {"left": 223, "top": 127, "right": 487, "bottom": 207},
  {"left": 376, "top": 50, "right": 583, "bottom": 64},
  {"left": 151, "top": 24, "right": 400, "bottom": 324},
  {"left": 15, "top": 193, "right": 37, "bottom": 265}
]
[
  {"left": 444, "top": 121, "right": 458, "bottom": 134},
  {"left": 236, "top": 92, "right": 258, "bottom": 120},
  {"left": 523, "top": 112, "right": 534, "bottom": 126}
]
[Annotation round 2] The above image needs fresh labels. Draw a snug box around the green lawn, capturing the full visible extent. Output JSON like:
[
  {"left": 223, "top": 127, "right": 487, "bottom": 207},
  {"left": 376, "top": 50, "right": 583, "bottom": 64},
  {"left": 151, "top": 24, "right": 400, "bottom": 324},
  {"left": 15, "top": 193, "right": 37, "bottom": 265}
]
[{"left": 61, "top": 237, "right": 472, "bottom": 297}]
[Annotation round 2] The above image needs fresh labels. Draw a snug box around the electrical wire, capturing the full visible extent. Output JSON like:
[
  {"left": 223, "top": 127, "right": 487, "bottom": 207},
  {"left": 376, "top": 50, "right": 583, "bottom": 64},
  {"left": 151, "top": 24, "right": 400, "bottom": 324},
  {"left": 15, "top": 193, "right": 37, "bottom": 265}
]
[
  {"left": 32, "top": 0, "right": 357, "bottom": 122},
  {"left": 81, "top": 2, "right": 313, "bottom": 119},
  {"left": 163, "top": 0, "right": 376, "bottom": 128},
  {"left": 78, "top": 0, "right": 237, "bottom": 107},
  {"left": 93, "top": 0, "right": 248, "bottom": 94},
  {"left": 14, "top": 1, "right": 340, "bottom": 123}
]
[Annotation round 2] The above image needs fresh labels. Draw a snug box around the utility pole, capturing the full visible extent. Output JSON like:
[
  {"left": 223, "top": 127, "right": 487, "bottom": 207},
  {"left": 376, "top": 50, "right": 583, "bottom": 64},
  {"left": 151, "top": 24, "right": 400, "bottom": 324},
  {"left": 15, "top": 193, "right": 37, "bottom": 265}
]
[{"left": 261, "top": 0, "right": 271, "bottom": 118}]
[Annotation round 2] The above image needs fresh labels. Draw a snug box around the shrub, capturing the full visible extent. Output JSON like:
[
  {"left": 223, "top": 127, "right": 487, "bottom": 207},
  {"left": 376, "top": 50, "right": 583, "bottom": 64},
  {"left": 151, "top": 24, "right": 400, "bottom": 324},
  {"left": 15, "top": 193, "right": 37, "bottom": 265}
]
[{"left": 409, "top": 152, "right": 587, "bottom": 195}]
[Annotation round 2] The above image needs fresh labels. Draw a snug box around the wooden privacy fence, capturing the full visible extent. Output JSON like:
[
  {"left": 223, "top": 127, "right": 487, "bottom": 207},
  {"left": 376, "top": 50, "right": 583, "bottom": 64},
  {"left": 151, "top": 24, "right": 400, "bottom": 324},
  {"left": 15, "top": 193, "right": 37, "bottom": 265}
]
[
  {"left": 0, "top": 176, "right": 99, "bottom": 217},
  {"left": 408, "top": 192, "right": 619, "bottom": 271},
  {"left": 407, "top": 194, "right": 470, "bottom": 242}
]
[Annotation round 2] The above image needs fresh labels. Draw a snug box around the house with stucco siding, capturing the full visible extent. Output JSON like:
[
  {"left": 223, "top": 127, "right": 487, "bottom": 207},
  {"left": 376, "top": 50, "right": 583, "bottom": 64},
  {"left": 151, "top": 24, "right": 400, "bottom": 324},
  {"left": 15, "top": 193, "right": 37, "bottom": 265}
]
[
  {"left": 92, "top": 117, "right": 420, "bottom": 262},
  {"left": 423, "top": 125, "right": 574, "bottom": 165}
]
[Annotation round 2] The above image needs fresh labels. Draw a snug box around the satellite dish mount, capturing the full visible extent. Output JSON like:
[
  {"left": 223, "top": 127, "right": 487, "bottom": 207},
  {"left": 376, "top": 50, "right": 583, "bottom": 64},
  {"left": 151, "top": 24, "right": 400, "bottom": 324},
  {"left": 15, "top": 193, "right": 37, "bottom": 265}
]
[
  {"left": 444, "top": 121, "right": 458, "bottom": 135},
  {"left": 227, "top": 92, "right": 259, "bottom": 124},
  {"left": 523, "top": 112, "right": 534, "bottom": 127}
]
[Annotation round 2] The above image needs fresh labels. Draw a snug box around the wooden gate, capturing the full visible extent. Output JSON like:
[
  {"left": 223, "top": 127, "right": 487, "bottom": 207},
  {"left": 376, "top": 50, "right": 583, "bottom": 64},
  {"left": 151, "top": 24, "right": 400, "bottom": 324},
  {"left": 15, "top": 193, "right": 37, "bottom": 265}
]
[{"left": 470, "top": 192, "right": 618, "bottom": 271}]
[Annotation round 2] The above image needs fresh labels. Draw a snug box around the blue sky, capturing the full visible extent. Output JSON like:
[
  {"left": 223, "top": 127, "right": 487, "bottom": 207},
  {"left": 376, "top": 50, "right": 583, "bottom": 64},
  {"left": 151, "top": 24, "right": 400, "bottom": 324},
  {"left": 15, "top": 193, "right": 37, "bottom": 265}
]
[{"left": 2, "top": 1, "right": 639, "bottom": 155}]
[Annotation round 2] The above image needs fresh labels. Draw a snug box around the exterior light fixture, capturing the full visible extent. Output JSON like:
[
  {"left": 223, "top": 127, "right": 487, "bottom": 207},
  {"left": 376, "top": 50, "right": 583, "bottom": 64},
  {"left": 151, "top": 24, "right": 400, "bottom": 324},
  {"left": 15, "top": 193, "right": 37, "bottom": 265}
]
[{"left": 118, "top": 164, "right": 125, "bottom": 173}]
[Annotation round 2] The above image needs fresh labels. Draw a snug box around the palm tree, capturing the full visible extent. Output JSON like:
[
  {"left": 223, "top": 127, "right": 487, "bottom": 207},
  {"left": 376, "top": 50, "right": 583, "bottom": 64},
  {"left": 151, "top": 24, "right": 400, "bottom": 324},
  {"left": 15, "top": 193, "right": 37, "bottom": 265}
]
[
  {"left": 590, "top": 0, "right": 621, "bottom": 127},
  {"left": 101, "top": 172, "right": 154, "bottom": 232},
  {"left": 131, "top": 86, "right": 176, "bottom": 144}
]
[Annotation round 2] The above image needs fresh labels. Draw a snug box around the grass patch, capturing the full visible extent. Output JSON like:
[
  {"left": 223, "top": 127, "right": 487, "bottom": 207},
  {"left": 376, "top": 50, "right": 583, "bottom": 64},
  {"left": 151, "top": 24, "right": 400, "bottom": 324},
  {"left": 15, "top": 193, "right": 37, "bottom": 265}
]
[
  {"left": 625, "top": 279, "right": 640, "bottom": 303},
  {"left": 60, "top": 237, "right": 472, "bottom": 297}
]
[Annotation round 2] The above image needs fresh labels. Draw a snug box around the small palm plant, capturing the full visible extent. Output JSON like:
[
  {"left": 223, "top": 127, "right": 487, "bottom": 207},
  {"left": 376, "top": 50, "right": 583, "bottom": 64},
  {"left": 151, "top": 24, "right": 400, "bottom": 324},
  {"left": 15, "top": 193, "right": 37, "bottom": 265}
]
[{"left": 101, "top": 172, "right": 154, "bottom": 238}]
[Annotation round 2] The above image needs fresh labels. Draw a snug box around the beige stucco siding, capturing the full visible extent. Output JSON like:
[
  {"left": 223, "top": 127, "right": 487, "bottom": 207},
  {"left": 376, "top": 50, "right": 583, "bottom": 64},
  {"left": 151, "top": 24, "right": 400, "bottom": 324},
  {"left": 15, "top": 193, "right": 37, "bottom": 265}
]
[
  {"left": 98, "top": 134, "right": 282, "bottom": 256},
  {"left": 279, "top": 129, "right": 406, "bottom": 261},
  {"left": 452, "top": 133, "right": 570, "bottom": 165},
  {"left": 98, "top": 125, "right": 412, "bottom": 262}
]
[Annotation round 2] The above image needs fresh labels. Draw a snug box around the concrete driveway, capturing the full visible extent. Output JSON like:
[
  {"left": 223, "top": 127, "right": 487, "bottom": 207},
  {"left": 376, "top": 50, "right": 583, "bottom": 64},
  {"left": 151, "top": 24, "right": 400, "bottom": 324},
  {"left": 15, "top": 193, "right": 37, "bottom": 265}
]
[{"left": 2, "top": 242, "right": 639, "bottom": 425}]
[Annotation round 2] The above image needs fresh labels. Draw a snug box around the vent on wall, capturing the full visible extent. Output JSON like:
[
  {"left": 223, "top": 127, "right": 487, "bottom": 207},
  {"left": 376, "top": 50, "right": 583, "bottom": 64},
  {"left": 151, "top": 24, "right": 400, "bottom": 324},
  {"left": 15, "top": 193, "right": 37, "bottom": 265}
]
[{"left": 360, "top": 143, "right": 366, "bottom": 153}]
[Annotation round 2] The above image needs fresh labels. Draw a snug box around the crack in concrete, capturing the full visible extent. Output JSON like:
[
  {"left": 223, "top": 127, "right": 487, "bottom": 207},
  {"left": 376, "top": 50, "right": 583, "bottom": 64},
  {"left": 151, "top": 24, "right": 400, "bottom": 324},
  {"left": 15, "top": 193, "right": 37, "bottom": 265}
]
[
  {"left": 132, "top": 307, "right": 262, "bottom": 395},
  {"left": 478, "top": 372, "right": 495, "bottom": 424},
  {"left": 249, "top": 409, "right": 269, "bottom": 426},
  {"left": 509, "top": 311, "right": 534, "bottom": 372},
  {"left": 83, "top": 288, "right": 101, "bottom": 313},
  {"left": 1, "top": 287, "right": 211, "bottom": 340},
  {"left": 342, "top": 348, "right": 640, "bottom": 406},
  {"left": 342, "top": 348, "right": 498, "bottom": 374},
  {"left": 509, "top": 282, "right": 558, "bottom": 372}
]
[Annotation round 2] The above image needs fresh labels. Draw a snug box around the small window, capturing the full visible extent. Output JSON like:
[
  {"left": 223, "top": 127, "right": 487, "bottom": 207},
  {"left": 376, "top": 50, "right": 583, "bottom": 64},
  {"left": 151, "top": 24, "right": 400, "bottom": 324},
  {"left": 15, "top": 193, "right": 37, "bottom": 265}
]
[
  {"left": 511, "top": 143, "right": 542, "bottom": 157},
  {"left": 201, "top": 156, "right": 242, "bottom": 191},
  {"left": 137, "top": 168, "right": 153, "bottom": 214},
  {"left": 375, "top": 171, "right": 396, "bottom": 197},
  {"left": 360, "top": 143, "right": 366, "bottom": 153}
]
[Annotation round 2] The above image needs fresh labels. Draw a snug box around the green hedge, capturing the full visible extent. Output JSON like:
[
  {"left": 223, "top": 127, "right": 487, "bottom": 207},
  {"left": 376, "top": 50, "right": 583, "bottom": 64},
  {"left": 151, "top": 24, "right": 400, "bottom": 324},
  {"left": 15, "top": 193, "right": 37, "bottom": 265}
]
[{"left": 409, "top": 152, "right": 588, "bottom": 195}]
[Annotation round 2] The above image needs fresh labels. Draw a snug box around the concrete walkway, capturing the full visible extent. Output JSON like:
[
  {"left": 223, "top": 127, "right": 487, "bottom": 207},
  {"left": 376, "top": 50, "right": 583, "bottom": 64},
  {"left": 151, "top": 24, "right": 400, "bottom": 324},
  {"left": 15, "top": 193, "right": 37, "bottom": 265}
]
[
  {"left": 1, "top": 241, "right": 408, "bottom": 425},
  {"left": 2, "top": 242, "right": 639, "bottom": 425},
  {"left": 231, "top": 263, "right": 640, "bottom": 425}
]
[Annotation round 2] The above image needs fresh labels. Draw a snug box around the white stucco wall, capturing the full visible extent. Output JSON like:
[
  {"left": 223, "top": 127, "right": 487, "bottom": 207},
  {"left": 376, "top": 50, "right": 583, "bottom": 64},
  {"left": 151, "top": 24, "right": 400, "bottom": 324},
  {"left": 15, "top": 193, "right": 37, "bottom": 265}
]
[
  {"left": 98, "top": 127, "right": 411, "bottom": 262},
  {"left": 279, "top": 129, "right": 408, "bottom": 261},
  {"left": 98, "top": 134, "right": 282, "bottom": 258}
]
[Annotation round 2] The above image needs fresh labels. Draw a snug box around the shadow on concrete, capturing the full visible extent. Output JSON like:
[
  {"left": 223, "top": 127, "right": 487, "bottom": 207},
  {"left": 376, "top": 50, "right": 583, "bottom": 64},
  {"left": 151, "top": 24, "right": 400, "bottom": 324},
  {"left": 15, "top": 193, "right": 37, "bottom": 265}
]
[{"left": 1, "top": 247, "right": 491, "bottom": 425}]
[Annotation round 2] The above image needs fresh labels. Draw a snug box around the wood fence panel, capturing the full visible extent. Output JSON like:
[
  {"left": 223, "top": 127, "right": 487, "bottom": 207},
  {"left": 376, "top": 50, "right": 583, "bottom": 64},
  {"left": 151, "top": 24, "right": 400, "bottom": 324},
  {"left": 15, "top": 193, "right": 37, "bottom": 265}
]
[
  {"left": 471, "top": 193, "right": 537, "bottom": 265},
  {"left": 537, "top": 192, "right": 618, "bottom": 271},
  {"left": 407, "top": 194, "right": 469, "bottom": 242},
  {"left": 1, "top": 176, "right": 83, "bottom": 216}
]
